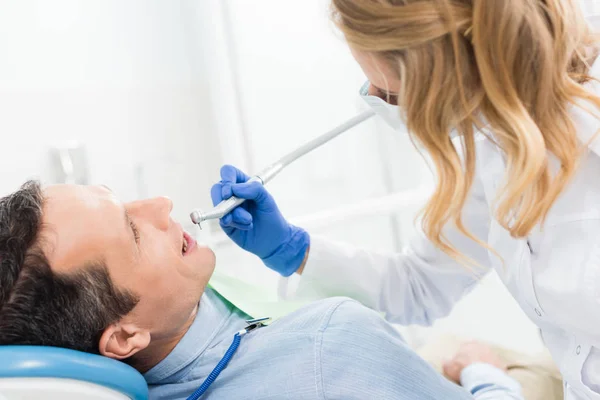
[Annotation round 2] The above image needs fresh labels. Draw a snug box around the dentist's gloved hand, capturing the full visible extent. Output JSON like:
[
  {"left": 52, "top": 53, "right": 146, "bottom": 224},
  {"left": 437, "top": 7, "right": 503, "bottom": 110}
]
[{"left": 211, "top": 165, "right": 310, "bottom": 277}]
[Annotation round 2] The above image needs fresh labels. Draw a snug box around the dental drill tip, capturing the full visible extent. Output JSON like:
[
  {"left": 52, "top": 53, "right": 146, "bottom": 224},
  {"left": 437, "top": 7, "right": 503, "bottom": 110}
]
[{"left": 190, "top": 210, "right": 203, "bottom": 225}]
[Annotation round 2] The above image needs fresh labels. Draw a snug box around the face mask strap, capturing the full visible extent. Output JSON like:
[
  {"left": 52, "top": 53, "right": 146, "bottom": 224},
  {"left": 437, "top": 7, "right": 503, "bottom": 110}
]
[{"left": 359, "top": 80, "right": 371, "bottom": 96}]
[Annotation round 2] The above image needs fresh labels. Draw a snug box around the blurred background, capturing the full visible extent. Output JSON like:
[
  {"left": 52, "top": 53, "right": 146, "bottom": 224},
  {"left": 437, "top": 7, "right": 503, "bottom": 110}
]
[{"left": 0, "top": 0, "right": 599, "bottom": 353}]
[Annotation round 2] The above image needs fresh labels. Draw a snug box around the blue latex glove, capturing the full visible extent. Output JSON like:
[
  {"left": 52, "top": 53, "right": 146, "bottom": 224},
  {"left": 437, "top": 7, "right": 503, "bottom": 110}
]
[{"left": 210, "top": 165, "right": 310, "bottom": 277}]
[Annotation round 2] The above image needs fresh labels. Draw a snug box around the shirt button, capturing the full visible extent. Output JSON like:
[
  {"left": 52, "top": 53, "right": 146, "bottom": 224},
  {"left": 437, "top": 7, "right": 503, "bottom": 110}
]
[
  {"left": 576, "top": 346, "right": 581, "bottom": 355},
  {"left": 535, "top": 308, "right": 541, "bottom": 316}
]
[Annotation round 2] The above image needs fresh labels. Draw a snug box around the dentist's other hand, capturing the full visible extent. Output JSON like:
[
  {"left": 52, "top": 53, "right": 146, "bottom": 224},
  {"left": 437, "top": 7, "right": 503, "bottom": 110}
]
[
  {"left": 443, "top": 342, "right": 508, "bottom": 384},
  {"left": 211, "top": 165, "right": 309, "bottom": 277}
]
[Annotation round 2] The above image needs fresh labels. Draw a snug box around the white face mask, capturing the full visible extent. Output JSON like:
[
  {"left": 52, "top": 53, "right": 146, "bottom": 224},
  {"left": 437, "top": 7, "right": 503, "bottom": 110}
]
[
  {"left": 359, "top": 81, "right": 462, "bottom": 138},
  {"left": 359, "top": 81, "right": 405, "bottom": 131}
]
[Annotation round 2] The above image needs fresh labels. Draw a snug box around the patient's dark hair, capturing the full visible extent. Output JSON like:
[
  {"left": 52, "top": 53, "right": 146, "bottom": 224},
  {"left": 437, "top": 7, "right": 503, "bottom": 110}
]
[{"left": 0, "top": 181, "right": 139, "bottom": 354}]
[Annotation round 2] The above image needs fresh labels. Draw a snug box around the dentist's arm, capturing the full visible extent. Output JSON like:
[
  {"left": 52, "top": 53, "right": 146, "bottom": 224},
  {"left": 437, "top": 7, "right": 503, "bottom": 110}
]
[
  {"left": 463, "top": 364, "right": 524, "bottom": 399},
  {"left": 212, "top": 163, "right": 491, "bottom": 326},
  {"left": 445, "top": 343, "right": 524, "bottom": 400}
]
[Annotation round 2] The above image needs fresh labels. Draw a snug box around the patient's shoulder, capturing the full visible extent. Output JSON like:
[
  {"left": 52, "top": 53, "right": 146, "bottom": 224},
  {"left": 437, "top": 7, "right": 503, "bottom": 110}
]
[
  {"left": 270, "top": 297, "right": 391, "bottom": 337},
  {"left": 268, "top": 297, "right": 364, "bottom": 332},
  {"left": 324, "top": 298, "right": 386, "bottom": 329}
]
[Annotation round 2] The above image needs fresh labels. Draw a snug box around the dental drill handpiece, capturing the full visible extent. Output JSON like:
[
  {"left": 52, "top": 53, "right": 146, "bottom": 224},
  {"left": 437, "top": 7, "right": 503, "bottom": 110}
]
[{"left": 190, "top": 109, "right": 376, "bottom": 228}]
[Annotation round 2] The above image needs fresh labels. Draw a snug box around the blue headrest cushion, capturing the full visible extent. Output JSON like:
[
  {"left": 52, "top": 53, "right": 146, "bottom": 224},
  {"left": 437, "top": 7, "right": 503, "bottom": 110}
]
[{"left": 0, "top": 346, "right": 148, "bottom": 400}]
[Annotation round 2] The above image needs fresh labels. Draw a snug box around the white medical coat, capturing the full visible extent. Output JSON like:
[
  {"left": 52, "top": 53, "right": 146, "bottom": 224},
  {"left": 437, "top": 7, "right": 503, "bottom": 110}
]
[{"left": 292, "top": 59, "right": 600, "bottom": 400}]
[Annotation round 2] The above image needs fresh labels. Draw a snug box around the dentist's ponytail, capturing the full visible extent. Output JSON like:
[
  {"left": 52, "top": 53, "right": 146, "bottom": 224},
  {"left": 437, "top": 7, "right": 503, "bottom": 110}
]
[{"left": 332, "top": 0, "right": 600, "bottom": 264}]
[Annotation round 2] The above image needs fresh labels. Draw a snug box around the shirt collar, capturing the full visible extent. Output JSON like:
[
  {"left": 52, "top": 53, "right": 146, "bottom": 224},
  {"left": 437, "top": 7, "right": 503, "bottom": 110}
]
[{"left": 143, "top": 288, "right": 235, "bottom": 384}]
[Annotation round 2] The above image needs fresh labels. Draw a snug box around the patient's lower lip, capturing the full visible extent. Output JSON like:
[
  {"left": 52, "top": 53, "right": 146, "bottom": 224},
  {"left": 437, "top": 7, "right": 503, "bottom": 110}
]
[{"left": 183, "top": 231, "right": 197, "bottom": 255}]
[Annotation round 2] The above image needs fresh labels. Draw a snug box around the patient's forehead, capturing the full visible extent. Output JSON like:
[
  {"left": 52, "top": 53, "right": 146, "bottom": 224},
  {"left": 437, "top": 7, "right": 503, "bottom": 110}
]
[{"left": 41, "top": 184, "right": 128, "bottom": 273}]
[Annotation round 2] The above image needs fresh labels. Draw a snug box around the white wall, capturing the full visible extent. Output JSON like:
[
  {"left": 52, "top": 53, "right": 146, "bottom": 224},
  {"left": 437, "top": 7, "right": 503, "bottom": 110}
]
[
  {"left": 0, "top": 0, "right": 221, "bottom": 228},
  {"left": 223, "top": 0, "right": 430, "bottom": 219},
  {"left": 581, "top": 0, "right": 600, "bottom": 15}
]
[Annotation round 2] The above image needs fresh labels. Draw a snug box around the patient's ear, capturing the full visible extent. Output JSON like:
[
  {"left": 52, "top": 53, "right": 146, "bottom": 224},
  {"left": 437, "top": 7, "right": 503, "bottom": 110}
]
[{"left": 98, "top": 323, "right": 150, "bottom": 360}]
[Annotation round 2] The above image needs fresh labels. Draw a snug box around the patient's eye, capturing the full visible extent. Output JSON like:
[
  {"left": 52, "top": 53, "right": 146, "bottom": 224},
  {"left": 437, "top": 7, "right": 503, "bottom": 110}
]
[
  {"left": 126, "top": 210, "right": 140, "bottom": 244},
  {"left": 130, "top": 220, "right": 140, "bottom": 244}
]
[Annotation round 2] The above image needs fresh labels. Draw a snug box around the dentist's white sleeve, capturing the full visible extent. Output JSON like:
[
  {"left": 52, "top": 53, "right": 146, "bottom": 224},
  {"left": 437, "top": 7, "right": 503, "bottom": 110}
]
[{"left": 294, "top": 175, "right": 492, "bottom": 326}]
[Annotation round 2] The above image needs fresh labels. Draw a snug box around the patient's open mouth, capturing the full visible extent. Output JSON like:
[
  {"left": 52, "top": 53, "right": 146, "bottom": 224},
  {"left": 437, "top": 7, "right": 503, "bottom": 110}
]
[{"left": 182, "top": 231, "right": 197, "bottom": 256}]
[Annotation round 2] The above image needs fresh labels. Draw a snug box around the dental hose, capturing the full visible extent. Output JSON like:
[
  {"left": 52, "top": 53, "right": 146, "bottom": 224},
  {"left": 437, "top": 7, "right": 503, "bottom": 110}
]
[
  {"left": 186, "top": 333, "right": 242, "bottom": 400},
  {"left": 190, "top": 109, "right": 376, "bottom": 228}
]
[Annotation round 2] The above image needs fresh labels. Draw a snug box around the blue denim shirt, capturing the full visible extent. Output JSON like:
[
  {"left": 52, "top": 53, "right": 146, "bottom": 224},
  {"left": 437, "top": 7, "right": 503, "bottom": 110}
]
[{"left": 144, "top": 289, "right": 521, "bottom": 400}]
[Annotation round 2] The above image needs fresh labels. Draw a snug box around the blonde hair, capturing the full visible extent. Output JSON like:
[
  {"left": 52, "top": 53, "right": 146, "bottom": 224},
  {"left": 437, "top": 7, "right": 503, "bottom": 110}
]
[{"left": 332, "top": 0, "right": 600, "bottom": 262}]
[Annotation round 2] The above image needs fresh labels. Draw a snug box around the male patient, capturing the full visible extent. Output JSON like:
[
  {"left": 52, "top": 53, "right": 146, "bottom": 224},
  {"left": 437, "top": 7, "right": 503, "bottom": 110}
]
[{"left": 0, "top": 182, "right": 523, "bottom": 400}]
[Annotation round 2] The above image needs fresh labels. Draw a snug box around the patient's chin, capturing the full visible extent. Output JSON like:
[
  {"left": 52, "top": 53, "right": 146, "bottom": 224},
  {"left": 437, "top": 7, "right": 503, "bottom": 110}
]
[
  {"left": 195, "top": 246, "right": 216, "bottom": 273},
  {"left": 201, "top": 245, "right": 216, "bottom": 264}
]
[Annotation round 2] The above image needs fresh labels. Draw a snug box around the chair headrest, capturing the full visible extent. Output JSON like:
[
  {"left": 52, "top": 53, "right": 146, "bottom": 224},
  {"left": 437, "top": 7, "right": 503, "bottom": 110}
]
[{"left": 0, "top": 346, "right": 148, "bottom": 400}]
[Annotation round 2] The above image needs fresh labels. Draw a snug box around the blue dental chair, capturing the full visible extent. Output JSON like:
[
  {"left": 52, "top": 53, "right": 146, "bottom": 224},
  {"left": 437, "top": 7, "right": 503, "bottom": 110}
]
[{"left": 0, "top": 346, "right": 148, "bottom": 399}]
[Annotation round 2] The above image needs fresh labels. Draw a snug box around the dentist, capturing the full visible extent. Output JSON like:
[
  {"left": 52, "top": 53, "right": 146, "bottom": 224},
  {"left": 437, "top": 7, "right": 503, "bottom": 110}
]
[{"left": 211, "top": 1, "right": 600, "bottom": 399}]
